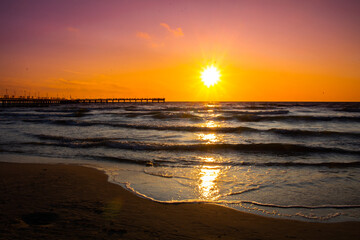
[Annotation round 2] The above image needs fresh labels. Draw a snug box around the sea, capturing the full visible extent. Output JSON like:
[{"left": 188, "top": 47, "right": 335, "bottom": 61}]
[{"left": 1, "top": 101, "right": 359, "bottom": 222}]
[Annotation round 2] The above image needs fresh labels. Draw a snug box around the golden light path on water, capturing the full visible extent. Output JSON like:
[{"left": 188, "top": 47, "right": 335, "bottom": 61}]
[
  {"left": 194, "top": 104, "right": 225, "bottom": 199},
  {"left": 204, "top": 120, "right": 219, "bottom": 128},
  {"left": 198, "top": 106, "right": 223, "bottom": 144},
  {"left": 198, "top": 157, "right": 221, "bottom": 199},
  {"left": 197, "top": 133, "right": 220, "bottom": 144}
]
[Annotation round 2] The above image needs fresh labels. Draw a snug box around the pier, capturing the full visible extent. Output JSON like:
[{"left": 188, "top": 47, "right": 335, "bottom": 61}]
[{"left": 0, "top": 97, "right": 165, "bottom": 107}]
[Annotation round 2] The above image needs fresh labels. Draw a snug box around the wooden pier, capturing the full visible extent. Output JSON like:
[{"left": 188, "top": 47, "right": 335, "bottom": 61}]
[{"left": 0, "top": 98, "right": 165, "bottom": 107}]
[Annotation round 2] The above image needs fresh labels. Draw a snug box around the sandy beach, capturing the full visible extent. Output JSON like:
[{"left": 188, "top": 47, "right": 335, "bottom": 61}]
[{"left": 0, "top": 162, "right": 358, "bottom": 240}]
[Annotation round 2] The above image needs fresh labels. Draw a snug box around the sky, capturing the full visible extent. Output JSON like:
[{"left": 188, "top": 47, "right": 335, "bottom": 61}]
[{"left": 0, "top": 0, "right": 359, "bottom": 101}]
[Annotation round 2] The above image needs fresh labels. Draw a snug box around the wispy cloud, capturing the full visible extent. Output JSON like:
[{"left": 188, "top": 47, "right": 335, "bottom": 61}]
[
  {"left": 160, "top": 23, "right": 184, "bottom": 37},
  {"left": 136, "top": 32, "right": 151, "bottom": 40},
  {"left": 136, "top": 23, "right": 183, "bottom": 48},
  {"left": 66, "top": 26, "right": 79, "bottom": 33},
  {"left": 136, "top": 32, "right": 163, "bottom": 48}
]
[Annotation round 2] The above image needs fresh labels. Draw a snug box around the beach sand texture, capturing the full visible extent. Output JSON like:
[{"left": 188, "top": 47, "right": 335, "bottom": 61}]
[{"left": 0, "top": 162, "right": 359, "bottom": 240}]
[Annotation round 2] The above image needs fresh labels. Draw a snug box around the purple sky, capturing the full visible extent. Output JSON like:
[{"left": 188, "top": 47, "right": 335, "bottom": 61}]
[{"left": 1, "top": 0, "right": 359, "bottom": 100}]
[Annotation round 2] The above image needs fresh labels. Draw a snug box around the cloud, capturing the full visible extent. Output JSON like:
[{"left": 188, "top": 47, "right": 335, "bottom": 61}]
[
  {"left": 66, "top": 26, "right": 79, "bottom": 33},
  {"left": 160, "top": 23, "right": 184, "bottom": 37},
  {"left": 136, "top": 32, "right": 151, "bottom": 40},
  {"left": 136, "top": 32, "right": 163, "bottom": 48},
  {"left": 136, "top": 23, "right": 183, "bottom": 48}
]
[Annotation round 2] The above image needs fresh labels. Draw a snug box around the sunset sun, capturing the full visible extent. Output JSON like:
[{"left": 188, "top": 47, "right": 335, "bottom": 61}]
[{"left": 201, "top": 65, "right": 221, "bottom": 87}]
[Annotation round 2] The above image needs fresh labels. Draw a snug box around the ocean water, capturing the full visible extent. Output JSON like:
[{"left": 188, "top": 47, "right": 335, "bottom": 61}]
[{"left": 1, "top": 102, "right": 360, "bottom": 222}]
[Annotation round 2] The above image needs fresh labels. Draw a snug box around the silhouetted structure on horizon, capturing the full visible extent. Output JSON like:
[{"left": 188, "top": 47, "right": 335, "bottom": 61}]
[{"left": 0, "top": 97, "right": 165, "bottom": 107}]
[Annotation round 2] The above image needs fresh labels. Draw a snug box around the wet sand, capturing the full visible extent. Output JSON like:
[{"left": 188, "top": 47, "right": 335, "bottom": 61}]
[{"left": 0, "top": 162, "right": 359, "bottom": 240}]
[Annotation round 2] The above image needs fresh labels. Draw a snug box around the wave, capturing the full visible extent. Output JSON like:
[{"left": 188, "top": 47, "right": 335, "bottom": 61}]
[
  {"left": 2, "top": 141, "right": 359, "bottom": 168},
  {"left": 33, "top": 134, "right": 118, "bottom": 142},
  {"left": 240, "top": 106, "right": 281, "bottom": 110},
  {"left": 23, "top": 119, "right": 256, "bottom": 132},
  {"left": 23, "top": 119, "right": 95, "bottom": 126},
  {"left": 110, "top": 111, "right": 206, "bottom": 121},
  {"left": 224, "top": 186, "right": 262, "bottom": 196},
  {"left": 123, "top": 106, "right": 204, "bottom": 112},
  {"left": 80, "top": 153, "right": 360, "bottom": 168},
  {"left": 226, "top": 201, "right": 360, "bottom": 210},
  {"left": 88, "top": 155, "right": 166, "bottom": 166},
  {"left": 23, "top": 135, "right": 360, "bottom": 156},
  {"left": 219, "top": 110, "right": 289, "bottom": 115},
  {"left": 143, "top": 170, "right": 174, "bottom": 178},
  {"left": 23, "top": 120, "right": 360, "bottom": 139},
  {"left": 2, "top": 109, "right": 91, "bottom": 119},
  {"left": 150, "top": 112, "right": 202, "bottom": 121},
  {"left": 119, "top": 183, "right": 357, "bottom": 220},
  {"left": 235, "top": 161, "right": 360, "bottom": 168},
  {"left": 335, "top": 108, "right": 360, "bottom": 113},
  {"left": 15, "top": 113, "right": 360, "bottom": 123},
  {"left": 117, "top": 105, "right": 289, "bottom": 113},
  {"left": 217, "top": 115, "right": 360, "bottom": 122},
  {"left": 123, "top": 183, "right": 360, "bottom": 210},
  {"left": 266, "top": 128, "right": 360, "bottom": 138},
  {"left": 111, "top": 110, "right": 290, "bottom": 120}
]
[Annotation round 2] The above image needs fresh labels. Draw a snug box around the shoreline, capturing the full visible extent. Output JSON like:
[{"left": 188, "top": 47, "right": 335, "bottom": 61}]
[
  {"left": 2, "top": 153, "right": 354, "bottom": 223},
  {"left": 8, "top": 152, "right": 357, "bottom": 223},
  {"left": 1, "top": 162, "right": 359, "bottom": 239}
]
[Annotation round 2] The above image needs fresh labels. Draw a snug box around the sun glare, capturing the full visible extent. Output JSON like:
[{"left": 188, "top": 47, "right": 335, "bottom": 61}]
[{"left": 201, "top": 65, "right": 221, "bottom": 87}]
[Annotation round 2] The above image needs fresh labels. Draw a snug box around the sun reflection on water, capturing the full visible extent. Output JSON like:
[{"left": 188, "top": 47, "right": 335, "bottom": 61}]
[
  {"left": 198, "top": 157, "right": 221, "bottom": 199},
  {"left": 199, "top": 166, "right": 220, "bottom": 199},
  {"left": 205, "top": 103, "right": 217, "bottom": 108},
  {"left": 204, "top": 120, "right": 219, "bottom": 128},
  {"left": 197, "top": 133, "right": 221, "bottom": 144}
]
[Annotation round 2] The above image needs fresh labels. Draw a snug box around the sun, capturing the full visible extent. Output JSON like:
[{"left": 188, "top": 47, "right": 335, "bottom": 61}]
[{"left": 201, "top": 65, "right": 221, "bottom": 87}]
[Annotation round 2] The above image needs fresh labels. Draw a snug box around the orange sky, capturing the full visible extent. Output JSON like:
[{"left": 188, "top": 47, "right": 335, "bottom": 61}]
[{"left": 0, "top": 0, "right": 359, "bottom": 101}]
